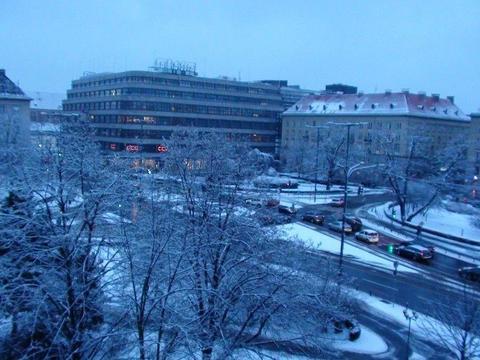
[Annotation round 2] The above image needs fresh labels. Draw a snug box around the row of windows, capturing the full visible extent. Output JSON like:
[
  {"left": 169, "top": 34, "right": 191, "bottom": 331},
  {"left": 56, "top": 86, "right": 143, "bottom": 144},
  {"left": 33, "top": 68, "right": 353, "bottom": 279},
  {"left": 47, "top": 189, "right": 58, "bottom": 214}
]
[
  {"left": 95, "top": 129, "right": 276, "bottom": 143},
  {"left": 71, "top": 76, "right": 279, "bottom": 95},
  {"left": 91, "top": 115, "right": 278, "bottom": 131},
  {"left": 65, "top": 101, "right": 279, "bottom": 119},
  {"left": 67, "top": 87, "right": 283, "bottom": 107},
  {"left": 101, "top": 141, "right": 275, "bottom": 155},
  {"left": 284, "top": 120, "right": 403, "bottom": 130}
]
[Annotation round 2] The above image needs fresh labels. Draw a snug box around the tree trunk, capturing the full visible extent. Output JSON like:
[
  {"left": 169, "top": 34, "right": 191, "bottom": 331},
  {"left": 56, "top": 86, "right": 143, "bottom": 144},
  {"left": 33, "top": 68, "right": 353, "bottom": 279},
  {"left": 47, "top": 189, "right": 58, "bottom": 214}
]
[{"left": 202, "top": 347, "right": 213, "bottom": 360}]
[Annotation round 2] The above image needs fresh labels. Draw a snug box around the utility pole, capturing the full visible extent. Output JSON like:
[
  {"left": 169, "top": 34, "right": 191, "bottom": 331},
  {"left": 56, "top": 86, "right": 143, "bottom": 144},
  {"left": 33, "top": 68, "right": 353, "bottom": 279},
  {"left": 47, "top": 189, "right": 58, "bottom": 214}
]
[
  {"left": 403, "top": 305, "right": 418, "bottom": 360},
  {"left": 314, "top": 127, "right": 320, "bottom": 203}
]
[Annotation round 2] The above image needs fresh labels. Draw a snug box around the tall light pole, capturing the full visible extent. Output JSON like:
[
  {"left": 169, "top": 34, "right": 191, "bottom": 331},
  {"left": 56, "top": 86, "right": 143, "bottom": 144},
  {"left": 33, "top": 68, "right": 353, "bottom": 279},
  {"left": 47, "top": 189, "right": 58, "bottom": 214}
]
[
  {"left": 306, "top": 125, "right": 328, "bottom": 203},
  {"left": 326, "top": 122, "right": 367, "bottom": 271},
  {"left": 403, "top": 305, "right": 418, "bottom": 360}
]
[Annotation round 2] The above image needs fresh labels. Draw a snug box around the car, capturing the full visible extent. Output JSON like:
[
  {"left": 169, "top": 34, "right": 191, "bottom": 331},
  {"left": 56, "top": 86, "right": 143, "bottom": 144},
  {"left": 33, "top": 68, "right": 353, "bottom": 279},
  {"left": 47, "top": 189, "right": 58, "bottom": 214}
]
[
  {"left": 458, "top": 266, "right": 480, "bottom": 282},
  {"left": 259, "top": 213, "right": 292, "bottom": 225},
  {"left": 328, "top": 221, "right": 353, "bottom": 234},
  {"left": 330, "top": 198, "right": 345, "bottom": 207},
  {"left": 244, "top": 198, "right": 263, "bottom": 207},
  {"left": 302, "top": 213, "right": 325, "bottom": 225},
  {"left": 345, "top": 216, "right": 363, "bottom": 232},
  {"left": 333, "top": 317, "right": 361, "bottom": 341},
  {"left": 264, "top": 199, "right": 280, "bottom": 208},
  {"left": 355, "top": 230, "right": 379, "bottom": 244},
  {"left": 278, "top": 204, "right": 297, "bottom": 215},
  {"left": 394, "top": 244, "right": 433, "bottom": 262}
]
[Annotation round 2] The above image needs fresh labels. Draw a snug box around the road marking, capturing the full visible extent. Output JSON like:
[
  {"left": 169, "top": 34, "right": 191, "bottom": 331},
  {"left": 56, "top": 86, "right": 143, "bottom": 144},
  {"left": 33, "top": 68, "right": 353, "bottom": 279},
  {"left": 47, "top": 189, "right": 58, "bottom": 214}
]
[{"left": 362, "top": 278, "right": 398, "bottom": 292}]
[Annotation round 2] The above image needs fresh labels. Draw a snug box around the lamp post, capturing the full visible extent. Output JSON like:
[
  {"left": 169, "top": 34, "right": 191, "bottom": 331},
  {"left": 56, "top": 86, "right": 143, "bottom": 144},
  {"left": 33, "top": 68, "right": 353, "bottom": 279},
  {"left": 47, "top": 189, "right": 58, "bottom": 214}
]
[
  {"left": 305, "top": 125, "right": 328, "bottom": 203},
  {"left": 328, "top": 122, "right": 367, "bottom": 271},
  {"left": 403, "top": 305, "right": 418, "bottom": 360}
]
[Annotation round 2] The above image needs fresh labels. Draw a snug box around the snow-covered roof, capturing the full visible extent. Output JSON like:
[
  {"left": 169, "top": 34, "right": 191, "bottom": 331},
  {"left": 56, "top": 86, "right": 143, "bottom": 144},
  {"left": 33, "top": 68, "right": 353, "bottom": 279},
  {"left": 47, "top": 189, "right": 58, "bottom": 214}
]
[
  {"left": 0, "top": 69, "right": 31, "bottom": 101},
  {"left": 27, "top": 91, "right": 65, "bottom": 110},
  {"left": 30, "top": 122, "right": 61, "bottom": 133},
  {"left": 284, "top": 92, "right": 470, "bottom": 122}
]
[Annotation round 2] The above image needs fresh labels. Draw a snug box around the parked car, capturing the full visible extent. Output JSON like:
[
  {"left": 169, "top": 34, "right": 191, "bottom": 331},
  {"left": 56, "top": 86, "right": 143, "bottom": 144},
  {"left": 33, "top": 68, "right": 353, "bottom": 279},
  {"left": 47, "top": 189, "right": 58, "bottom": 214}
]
[
  {"left": 278, "top": 204, "right": 297, "bottom": 215},
  {"left": 264, "top": 198, "right": 280, "bottom": 208},
  {"left": 458, "top": 266, "right": 480, "bottom": 282},
  {"left": 355, "top": 230, "right": 379, "bottom": 244},
  {"left": 394, "top": 244, "right": 433, "bottom": 262},
  {"left": 328, "top": 221, "right": 353, "bottom": 234},
  {"left": 244, "top": 198, "right": 263, "bottom": 207},
  {"left": 302, "top": 213, "right": 325, "bottom": 225},
  {"left": 345, "top": 216, "right": 363, "bottom": 232},
  {"left": 330, "top": 198, "right": 345, "bottom": 207},
  {"left": 259, "top": 213, "right": 292, "bottom": 225},
  {"left": 333, "top": 317, "right": 361, "bottom": 341}
]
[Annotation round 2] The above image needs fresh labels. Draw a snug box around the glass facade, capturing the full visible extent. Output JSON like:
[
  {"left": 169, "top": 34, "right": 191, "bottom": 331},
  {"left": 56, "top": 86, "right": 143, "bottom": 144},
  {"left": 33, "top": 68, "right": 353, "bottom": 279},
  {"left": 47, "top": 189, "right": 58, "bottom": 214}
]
[{"left": 63, "top": 71, "right": 284, "bottom": 155}]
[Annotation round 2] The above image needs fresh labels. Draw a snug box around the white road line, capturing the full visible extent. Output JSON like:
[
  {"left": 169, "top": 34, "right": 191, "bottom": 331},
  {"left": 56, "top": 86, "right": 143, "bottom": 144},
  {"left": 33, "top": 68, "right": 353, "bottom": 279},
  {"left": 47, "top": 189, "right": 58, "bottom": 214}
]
[{"left": 362, "top": 278, "right": 398, "bottom": 292}]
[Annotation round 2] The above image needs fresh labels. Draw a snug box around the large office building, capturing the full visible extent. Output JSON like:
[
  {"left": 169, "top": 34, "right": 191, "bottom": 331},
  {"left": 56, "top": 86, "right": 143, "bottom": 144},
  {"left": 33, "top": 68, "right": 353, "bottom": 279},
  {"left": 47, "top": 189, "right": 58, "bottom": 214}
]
[
  {"left": 0, "top": 69, "right": 31, "bottom": 147},
  {"left": 282, "top": 90, "right": 471, "bottom": 169},
  {"left": 62, "top": 62, "right": 314, "bottom": 163}
]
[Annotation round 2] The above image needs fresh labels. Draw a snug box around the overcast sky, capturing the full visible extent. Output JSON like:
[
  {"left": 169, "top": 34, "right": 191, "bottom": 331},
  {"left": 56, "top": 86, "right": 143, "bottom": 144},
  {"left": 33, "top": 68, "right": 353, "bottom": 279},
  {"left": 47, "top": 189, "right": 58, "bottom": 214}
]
[{"left": 1, "top": 0, "right": 479, "bottom": 112}]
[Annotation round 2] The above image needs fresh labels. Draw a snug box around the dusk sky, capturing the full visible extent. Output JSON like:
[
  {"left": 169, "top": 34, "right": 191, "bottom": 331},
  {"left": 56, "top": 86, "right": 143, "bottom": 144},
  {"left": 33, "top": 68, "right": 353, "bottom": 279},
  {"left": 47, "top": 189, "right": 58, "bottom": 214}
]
[{"left": 1, "top": 0, "right": 479, "bottom": 112}]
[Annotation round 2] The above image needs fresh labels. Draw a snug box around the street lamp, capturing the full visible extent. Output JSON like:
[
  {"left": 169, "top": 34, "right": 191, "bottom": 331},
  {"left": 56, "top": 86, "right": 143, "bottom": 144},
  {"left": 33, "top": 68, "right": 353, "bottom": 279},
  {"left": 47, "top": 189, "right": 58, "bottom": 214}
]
[
  {"left": 327, "top": 122, "right": 367, "bottom": 271},
  {"left": 403, "top": 305, "right": 418, "bottom": 360},
  {"left": 305, "top": 125, "right": 329, "bottom": 203}
]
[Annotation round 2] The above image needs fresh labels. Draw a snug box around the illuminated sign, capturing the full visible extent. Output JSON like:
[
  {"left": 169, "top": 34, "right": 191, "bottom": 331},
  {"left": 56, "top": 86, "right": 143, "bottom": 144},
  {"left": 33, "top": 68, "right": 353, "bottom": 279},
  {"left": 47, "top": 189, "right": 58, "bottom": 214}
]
[
  {"left": 110, "top": 143, "right": 117, "bottom": 150},
  {"left": 156, "top": 145, "right": 168, "bottom": 153},
  {"left": 126, "top": 144, "right": 140, "bottom": 152}
]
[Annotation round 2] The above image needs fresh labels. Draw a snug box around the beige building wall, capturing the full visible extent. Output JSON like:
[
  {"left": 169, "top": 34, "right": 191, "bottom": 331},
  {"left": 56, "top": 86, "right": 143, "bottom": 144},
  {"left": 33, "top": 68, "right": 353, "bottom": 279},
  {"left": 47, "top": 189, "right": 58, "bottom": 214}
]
[
  {"left": 282, "top": 114, "right": 469, "bottom": 162},
  {"left": 469, "top": 113, "right": 480, "bottom": 174}
]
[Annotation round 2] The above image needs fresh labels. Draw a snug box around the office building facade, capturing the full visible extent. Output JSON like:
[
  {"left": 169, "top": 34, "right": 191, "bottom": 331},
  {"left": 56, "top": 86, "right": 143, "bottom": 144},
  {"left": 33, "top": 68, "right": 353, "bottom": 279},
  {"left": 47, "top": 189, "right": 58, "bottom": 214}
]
[{"left": 63, "top": 65, "right": 312, "bottom": 162}]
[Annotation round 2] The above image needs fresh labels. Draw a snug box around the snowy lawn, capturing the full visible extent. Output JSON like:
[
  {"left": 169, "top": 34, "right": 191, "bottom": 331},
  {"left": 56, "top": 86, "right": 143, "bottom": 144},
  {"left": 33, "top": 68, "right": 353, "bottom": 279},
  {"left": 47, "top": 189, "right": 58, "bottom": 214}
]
[
  {"left": 277, "top": 223, "right": 418, "bottom": 274},
  {"left": 355, "top": 289, "right": 480, "bottom": 360},
  {"left": 370, "top": 201, "right": 480, "bottom": 242},
  {"left": 331, "top": 325, "right": 388, "bottom": 354}
]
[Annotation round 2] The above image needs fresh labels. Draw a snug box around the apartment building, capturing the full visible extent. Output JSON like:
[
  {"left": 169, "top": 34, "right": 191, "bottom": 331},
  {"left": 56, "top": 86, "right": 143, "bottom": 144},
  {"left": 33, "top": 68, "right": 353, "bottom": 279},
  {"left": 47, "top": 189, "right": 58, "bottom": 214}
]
[
  {"left": 0, "top": 69, "right": 31, "bottom": 147},
  {"left": 282, "top": 90, "right": 471, "bottom": 169}
]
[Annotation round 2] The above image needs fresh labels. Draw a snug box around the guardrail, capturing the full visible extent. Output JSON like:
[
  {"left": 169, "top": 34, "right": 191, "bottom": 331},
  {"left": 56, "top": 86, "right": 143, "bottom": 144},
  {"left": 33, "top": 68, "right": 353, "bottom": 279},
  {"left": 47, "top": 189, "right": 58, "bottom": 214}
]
[{"left": 383, "top": 203, "right": 480, "bottom": 247}]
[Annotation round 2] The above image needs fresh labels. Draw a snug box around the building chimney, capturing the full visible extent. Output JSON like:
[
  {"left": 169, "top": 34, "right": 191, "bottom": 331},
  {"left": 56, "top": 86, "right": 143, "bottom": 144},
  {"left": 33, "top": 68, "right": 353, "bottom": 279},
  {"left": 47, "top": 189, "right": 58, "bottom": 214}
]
[
  {"left": 447, "top": 96, "right": 455, "bottom": 104},
  {"left": 401, "top": 88, "right": 409, "bottom": 94},
  {"left": 432, "top": 93, "right": 440, "bottom": 101},
  {"left": 385, "top": 89, "right": 392, "bottom": 96},
  {"left": 418, "top": 91, "right": 426, "bottom": 97}
]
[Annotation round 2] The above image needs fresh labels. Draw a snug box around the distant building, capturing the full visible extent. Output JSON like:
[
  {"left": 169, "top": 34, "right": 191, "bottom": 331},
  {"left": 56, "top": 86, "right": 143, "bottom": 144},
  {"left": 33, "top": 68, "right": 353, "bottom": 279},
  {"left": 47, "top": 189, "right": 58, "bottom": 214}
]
[
  {"left": 62, "top": 63, "right": 319, "bottom": 164},
  {"left": 282, "top": 90, "right": 471, "bottom": 168},
  {"left": 470, "top": 112, "right": 480, "bottom": 175},
  {"left": 0, "top": 69, "right": 31, "bottom": 147},
  {"left": 325, "top": 83, "right": 357, "bottom": 95}
]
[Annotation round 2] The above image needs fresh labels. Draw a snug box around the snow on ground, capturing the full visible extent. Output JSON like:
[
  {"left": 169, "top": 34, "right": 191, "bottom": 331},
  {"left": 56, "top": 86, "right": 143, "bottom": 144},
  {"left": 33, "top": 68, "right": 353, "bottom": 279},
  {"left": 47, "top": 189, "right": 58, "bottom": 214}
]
[
  {"left": 370, "top": 201, "right": 480, "bottom": 242},
  {"left": 331, "top": 325, "right": 388, "bottom": 354},
  {"left": 355, "top": 289, "right": 480, "bottom": 360},
  {"left": 364, "top": 203, "right": 480, "bottom": 263},
  {"left": 277, "top": 222, "right": 418, "bottom": 274}
]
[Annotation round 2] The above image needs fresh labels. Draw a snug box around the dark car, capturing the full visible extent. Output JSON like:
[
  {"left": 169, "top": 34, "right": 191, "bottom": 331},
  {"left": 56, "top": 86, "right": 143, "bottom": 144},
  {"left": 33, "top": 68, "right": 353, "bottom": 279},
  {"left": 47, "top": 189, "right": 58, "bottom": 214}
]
[
  {"left": 265, "top": 199, "right": 280, "bottom": 208},
  {"left": 302, "top": 213, "right": 325, "bottom": 225},
  {"left": 345, "top": 216, "right": 363, "bottom": 232},
  {"left": 259, "top": 213, "right": 292, "bottom": 226},
  {"left": 333, "top": 318, "right": 361, "bottom": 341},
  {"left": 278, "top": 204, "right": 297, "bottom": 215},
  {"left": 458, "top": 266, "right": 480, "bottom": 282},
  {"left": 328, "top": 221, "right": 353, "bottom": 234},
  {"left": 395, "top": 244, "right": 433, "bottom": 262}
]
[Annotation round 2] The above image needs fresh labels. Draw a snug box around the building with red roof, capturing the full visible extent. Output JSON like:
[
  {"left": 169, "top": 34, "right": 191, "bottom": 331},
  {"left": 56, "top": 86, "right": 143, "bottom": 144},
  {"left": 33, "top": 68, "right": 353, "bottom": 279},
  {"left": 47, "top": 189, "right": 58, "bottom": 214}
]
[{"left": 281, "top": 90, "right": 472, "bottom": 172}]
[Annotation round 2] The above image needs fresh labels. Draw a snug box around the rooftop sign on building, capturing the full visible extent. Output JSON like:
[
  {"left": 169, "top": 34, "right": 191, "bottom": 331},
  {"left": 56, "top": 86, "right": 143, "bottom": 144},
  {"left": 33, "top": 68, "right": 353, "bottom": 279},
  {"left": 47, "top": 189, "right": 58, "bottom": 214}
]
[{"left": 150, "top": 59, "right": 198, "bottom": 76}]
